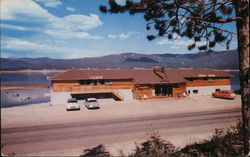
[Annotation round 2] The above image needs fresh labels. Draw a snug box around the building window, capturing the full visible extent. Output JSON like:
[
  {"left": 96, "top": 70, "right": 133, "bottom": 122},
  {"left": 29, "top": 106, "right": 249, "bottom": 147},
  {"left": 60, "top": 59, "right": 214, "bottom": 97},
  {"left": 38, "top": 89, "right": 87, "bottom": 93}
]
[
  {"left": 187, "top": 78, "right": 197, "bottom": 82},
  {"left": 219, "top": 77, "right": 227, "bottom": 80},
  {"left": 99, "top": 80, "right": 105, "bottom": 84},
  {"left": 193, "top": 90, "right": 198, "bottom": 94},
  {"left": 79, "top": 80, "right": 86, "bottom": 85},
  {"left": 105, "top": 80, "right": 112, "bottom": 84},
  {"left": 215, "top": 89, "right": 220, "bottom": 92},
  {"left": 86, "top": 80, "right": 92, "bottom": 85}
]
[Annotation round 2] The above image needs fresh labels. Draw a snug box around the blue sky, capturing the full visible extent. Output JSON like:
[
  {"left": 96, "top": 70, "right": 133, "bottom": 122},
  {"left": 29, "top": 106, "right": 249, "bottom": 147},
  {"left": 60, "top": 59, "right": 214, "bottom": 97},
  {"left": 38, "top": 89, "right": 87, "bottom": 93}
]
[{"left": 1, "top": 0, "right": 237, "bottom": 59}]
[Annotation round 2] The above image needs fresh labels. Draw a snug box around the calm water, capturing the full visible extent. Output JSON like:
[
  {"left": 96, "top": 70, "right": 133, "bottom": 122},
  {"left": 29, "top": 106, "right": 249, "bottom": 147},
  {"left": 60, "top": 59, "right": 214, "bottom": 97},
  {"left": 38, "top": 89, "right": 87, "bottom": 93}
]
[
  {"left": 228, "top": 71, "right": 240, "bottom": 90},
  {"left": 1, "top": 71, "right": 60, "bottom": 108},
  {"left": 1, "top": 89, "right": 51, "bottom": 108},
  {"left": 0, "top": 71, "right": 240, "bottom": 108},
  {"left": 1, "top": 71, "right": 59, "bottom": 84}
]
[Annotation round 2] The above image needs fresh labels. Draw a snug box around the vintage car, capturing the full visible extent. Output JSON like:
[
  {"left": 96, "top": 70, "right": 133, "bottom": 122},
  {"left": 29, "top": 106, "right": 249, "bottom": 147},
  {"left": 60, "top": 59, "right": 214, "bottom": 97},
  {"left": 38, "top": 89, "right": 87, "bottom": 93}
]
[
  {"left": 212, "top": 90, "right": 236, "bottom": 99},
  {"left": 85, "top": 98, "right": 100, "bottom": 109},
  {"left": 66, "top": 98, "right": 80, "bottom": 111}
]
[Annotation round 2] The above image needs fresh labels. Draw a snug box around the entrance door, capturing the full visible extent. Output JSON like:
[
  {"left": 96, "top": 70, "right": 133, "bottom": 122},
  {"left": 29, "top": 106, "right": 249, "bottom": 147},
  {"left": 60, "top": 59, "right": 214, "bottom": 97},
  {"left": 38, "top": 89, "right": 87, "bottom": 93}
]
[{"left": 155, "top": 85, "right": 172, "bottom": 96}]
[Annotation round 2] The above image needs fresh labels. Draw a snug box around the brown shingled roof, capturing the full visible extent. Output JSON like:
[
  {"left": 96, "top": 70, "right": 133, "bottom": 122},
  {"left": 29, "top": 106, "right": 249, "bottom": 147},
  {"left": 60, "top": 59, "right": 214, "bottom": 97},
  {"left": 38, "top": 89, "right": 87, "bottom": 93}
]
[
  {"left": 50, "top": 69, "right": 232, "bottom": 84},
  {"left": 174, "top": 69, "right": 232, "bottom": 78}
]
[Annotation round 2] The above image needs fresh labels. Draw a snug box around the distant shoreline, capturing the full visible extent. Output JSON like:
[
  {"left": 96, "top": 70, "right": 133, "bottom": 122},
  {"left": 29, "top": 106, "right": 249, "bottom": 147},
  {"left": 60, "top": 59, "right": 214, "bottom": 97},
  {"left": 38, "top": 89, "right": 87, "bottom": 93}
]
[
  {"left": 1, "top": 69, "right": 239, "bottom": 73},
  {"left": 217, "top": 69, "right": 239, "bottom": 72},
  {"left": 1, "top": 69, "right": 67, "bottom": 73},
  {"left": 1, "top": 84, "right": 50, "bottom": 91}
]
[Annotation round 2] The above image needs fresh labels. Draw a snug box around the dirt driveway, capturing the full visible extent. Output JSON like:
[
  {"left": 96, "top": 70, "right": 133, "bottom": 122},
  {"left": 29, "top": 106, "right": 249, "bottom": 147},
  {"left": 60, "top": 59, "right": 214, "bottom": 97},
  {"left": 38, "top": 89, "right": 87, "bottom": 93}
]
[{"left": 1, "top": 96, "right": 241, "bottom": 156}]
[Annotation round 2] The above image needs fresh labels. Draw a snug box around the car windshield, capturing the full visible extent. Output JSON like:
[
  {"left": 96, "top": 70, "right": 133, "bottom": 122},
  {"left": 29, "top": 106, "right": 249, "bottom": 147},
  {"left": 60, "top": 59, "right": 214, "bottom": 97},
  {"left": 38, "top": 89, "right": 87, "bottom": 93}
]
[
  {"left": 88, "top": 101, "right": 98, "bottom": 105},
  {"left": 88, "top": 100, "right": 97, "bottom": 102},
  {"left": 221, "top": 91, "right": 233, "bottom": 94},
  {"left": 68, "top": 100, "right": 77, "bottom": 103}
]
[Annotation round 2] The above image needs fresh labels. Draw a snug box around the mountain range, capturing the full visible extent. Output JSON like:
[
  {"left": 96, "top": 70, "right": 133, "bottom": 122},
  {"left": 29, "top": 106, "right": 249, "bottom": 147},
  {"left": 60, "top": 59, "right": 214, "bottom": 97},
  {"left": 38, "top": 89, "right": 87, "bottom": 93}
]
[{"left": 1, "top": 49, "right": 238, "bottom": 70}]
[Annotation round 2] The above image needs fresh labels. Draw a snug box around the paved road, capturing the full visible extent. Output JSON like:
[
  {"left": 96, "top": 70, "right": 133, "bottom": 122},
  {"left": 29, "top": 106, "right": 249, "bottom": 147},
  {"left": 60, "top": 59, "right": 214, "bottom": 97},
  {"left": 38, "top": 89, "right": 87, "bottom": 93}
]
[{"left": 1, "top": 108, "right": 241, "bottom": 155}]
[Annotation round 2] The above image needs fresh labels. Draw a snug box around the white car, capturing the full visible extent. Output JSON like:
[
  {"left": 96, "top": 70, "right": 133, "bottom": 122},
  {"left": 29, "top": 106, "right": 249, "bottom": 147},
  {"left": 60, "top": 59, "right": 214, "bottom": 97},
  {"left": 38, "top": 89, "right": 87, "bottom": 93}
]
[
  {"left": 66, "top": 98, "right": 80, "bottom": 111},
  {"left": 85, "top": 98, "right": 100, "bottom": 109}
]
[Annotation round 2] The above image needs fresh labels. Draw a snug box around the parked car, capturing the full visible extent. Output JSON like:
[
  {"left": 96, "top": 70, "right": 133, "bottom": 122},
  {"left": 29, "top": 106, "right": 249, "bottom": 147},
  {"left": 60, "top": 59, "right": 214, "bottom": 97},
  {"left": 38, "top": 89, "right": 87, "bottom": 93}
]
[
  {"left": 66, "top": 98, "right": 80, "bottom": 111},
  {"left": 85, "top": 98, "right": 100, "bottom": 109},
  {"left": 212, "top": 90, "right": 236, "bottom": 99}
]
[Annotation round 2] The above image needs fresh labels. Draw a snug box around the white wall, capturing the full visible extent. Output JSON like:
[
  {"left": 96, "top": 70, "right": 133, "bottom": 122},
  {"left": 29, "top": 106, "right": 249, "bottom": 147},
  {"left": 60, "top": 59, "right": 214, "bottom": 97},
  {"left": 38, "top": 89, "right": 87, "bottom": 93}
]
[
  {"left": 186, "top": 85, "right": 231, "bottom": 96},
  {"left": 50, "top": 90, "right": 71, "bottom": 105},
  {"left": 117, "top": 89, "right": 133, "bottom": 100}
]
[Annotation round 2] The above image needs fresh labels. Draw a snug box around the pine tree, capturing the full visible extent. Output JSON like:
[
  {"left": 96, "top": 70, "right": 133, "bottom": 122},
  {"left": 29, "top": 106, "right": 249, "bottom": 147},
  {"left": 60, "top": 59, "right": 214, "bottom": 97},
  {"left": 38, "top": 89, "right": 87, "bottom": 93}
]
[{"left": 100, "top": 0, "right": 249, "bottom": 154}]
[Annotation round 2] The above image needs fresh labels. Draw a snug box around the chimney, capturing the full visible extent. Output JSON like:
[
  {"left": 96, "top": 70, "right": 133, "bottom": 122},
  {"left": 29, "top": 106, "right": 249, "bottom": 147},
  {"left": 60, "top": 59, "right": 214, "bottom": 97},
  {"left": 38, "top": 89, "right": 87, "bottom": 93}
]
[{"left": 153, "top": 66, "right": 168, "bottom": 81}]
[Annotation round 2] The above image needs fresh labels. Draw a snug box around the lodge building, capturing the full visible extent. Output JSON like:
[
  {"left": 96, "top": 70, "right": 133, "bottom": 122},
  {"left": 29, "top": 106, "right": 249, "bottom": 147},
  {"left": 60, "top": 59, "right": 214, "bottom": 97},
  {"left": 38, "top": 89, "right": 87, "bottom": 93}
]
[{"left": 49, "top": 67, "right": 232, "bottom": 105}]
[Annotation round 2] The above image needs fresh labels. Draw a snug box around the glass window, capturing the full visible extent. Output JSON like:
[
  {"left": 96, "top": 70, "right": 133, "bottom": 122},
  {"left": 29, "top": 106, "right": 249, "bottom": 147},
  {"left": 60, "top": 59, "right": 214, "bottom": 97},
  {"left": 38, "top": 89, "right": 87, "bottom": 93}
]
[
  {"left": 86, "top": 80, "right": 92, "bottom": 85},
  {"left": 99, "top": 80, "right": 105, "bottom": 84},
  {"left": 193, "top": 90, "right": 198, "bottom": 94},
  {"left": 79, "top": 80, "right": 86, "bottom": 85},
  {"left": 105, "top": 80, "right": 112, "bottom": 84}
]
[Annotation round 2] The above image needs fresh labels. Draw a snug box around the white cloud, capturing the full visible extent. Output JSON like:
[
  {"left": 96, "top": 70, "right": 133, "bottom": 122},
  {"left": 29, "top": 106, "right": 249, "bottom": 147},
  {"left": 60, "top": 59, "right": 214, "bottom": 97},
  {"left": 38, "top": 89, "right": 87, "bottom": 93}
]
[
  {"left": 1, "top": 24, "right": 41, "bottom": 31},
  {"left": 2, "top": 38, "right": 49, "bottom": 50},
  {"left": 1, "top": 0, "right": 103, "bottom": 40},
  {"left": 45, "top": 30, "right": 103, "bottom": 40},
  {"left": 170, "top": 45, "right": 180, "bottom": 49},
  {"left": 156, "top": 39, "right": 193, "bottom": 46},
  {"left": 66, "top": 6, "right": 75, "bottom": 12},
  {"left": 115, "top": 0, "right": 126, "bottom": 5},
  {"left": 108, "top": 32, "right": 138, "bottom": 40},
  {"left": 51, "top": 14, "right": 103, "bottom": 31},
  {"left": 119, "top": 33, "right": 130, "bottom": 40},
  {"left": 34, "top": 0, "right": 62, "bottom": 8},
  {"left": 156, "top": 38, "right": 208, "bottom": 50},
  {"left": 1, "top": 37, "right": 106, "bottom": 58},
  {"left": 1, "top": 0, "right": 52, "bottom": 21},
  {"left": 1, "top": 37, "right": 84, "bottom": 57},
  {"left": 45, "top": 14, "right": 103, "bottom": 39},
  {"left": 107, "top": 34, "right": 116, "bottom": 39}
]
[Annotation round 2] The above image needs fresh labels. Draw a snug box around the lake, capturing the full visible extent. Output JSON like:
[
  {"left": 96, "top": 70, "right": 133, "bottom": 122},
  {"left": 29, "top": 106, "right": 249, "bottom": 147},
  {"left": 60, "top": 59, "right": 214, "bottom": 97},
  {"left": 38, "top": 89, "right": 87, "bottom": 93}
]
[
  {"left": 228, "top": 71, "right": 240, "bottom": 90},
  {"left": 1, "top": 71, "right": 60, "bottom": 108},
  {"left": 1, "top": 71, "right": 60, "bottom": 84},
  {"left": 0, "top": 71, "right": 240, "bottom": 108}
]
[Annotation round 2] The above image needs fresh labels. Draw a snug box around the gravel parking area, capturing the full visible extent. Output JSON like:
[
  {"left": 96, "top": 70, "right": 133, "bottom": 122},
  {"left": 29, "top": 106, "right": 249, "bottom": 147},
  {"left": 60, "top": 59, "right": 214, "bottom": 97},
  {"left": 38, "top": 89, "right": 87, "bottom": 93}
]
[
  {"left": 1, "top": 95, "right": 242, "bottom": 156},
  {"left": 1, "top": 95, "right": 241, "bottom": 128}
]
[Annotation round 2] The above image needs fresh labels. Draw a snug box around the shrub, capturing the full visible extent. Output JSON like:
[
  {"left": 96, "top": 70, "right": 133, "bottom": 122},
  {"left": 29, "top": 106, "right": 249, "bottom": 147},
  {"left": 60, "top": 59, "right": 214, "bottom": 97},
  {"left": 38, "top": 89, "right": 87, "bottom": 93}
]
[
  {"left": 128, "top": 130, "right": 178, "bottom": 157},
  {"left": 80, "top": 122, "right": 244, "bottom": 157},
  {"left": 178, "top": 121, "right": 244, "bottom": 157},
  {"left": 80, "top": 144, "right": 111, "bottom": 157}
]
